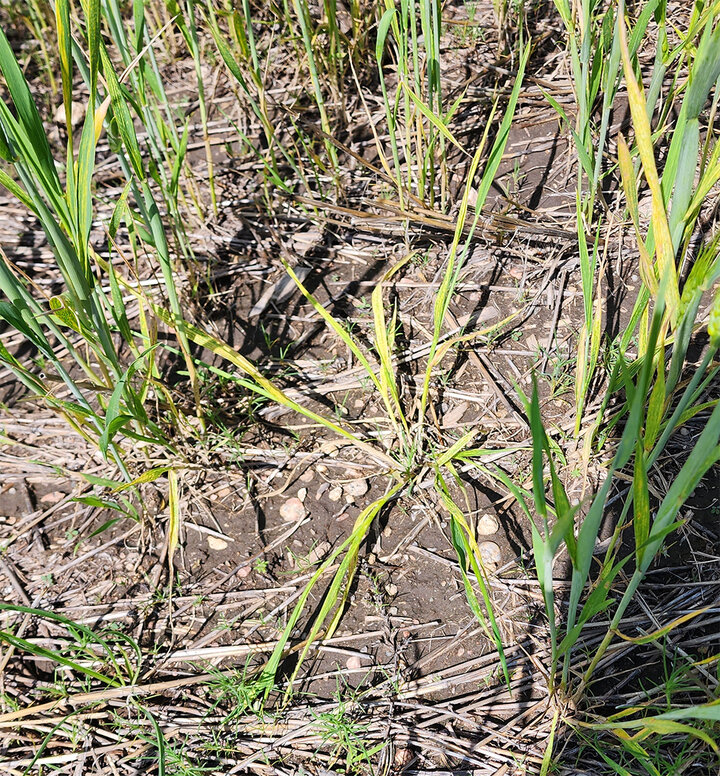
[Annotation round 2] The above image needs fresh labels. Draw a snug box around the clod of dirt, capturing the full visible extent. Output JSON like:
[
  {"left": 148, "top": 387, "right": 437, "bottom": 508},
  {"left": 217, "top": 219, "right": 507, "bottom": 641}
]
[
  {"left": 249, "top": 267, "right": 311, "bottom": 321},
  {"left": 327, "top": 486, "right": 343, "bottom": 502},
  {"left": 477, "top": 513, "right": 499, "bottom": 535},
  {"left": 53, "top": 100, "right": 85, "bottom": 126},
  {"left": 39, "top": 491, "right": 65, "bottom": 505},
  {"left": 393, "top": 748, "right": 414, "bottom": 769},
  {"left": 207, "top": 535, "right": 228, "bottom": 551},
  {"left": 478, "top": 540, "right": 502, "bottom": 568},
  {"left": 344, "top": 478, "right": 369, "bottom": 498},
  {"left": 442, "top": 401, "right": 469, "bottom": 427},
  {"left": 291, "top": 227, "right": 323, "bottom": 256},
  {"left": 304, "top": 541, "right": 331, "bottom": 566},
  {"left": 280, "top": 497, "right": 306, "bottom": 522}
]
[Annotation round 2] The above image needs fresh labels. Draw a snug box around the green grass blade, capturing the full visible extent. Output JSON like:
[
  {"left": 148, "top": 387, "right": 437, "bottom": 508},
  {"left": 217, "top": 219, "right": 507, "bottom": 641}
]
[
  {"left": 0, "top": 27, "right": 61, "bottom": 199},
  {"left": 633, "top": 440, "right": 650, "bottom": 566},
  {"left": 260, "top": 483, "right": 404, "bottom": 696},
  {"left": 435, "top": 472, "right": 510, "bottom": 687}
]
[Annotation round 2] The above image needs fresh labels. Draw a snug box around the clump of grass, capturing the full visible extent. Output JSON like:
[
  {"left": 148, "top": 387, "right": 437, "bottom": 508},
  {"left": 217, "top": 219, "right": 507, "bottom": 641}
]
[
  {"left": 490, "top": 0, "right": 720, "bottom": 763},
  {"left": 374, "top": 0, "right": 462, "bottom": 209},
  {"left": 0, "top": 9, "right": 161, "bottom": 475},
  {"left": 0, "top": 0, "right": 222, "bottom": 472},
  {"left": 547, "top": 0, "right": 689, "bottom": 435},
  {"left": 0, "top": 602, "right": 142, "bottom": 687}
]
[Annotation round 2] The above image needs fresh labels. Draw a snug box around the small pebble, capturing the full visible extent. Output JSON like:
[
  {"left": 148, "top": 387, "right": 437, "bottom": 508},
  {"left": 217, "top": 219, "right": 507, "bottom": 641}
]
[
  {"left": 327, "top": 486, "right": 343, "bottom": 502},
  {"left": 478, "top": 540, "right": 503, "bottom": 568},
  {"left": 367, "top": 553, "right": 376, "bottom": 565},
  {"left": 386, "top": 583, "right": 398, "bottom": 596},
  {"left": 238, "top": 565, "right": 252, "bottom": 578},
  {"left": 297, "top": 487, "right": 307, "bottom": 503},
  {"left": 477, "top": 513, "right": 499, "bottom": 535},
  {"left": 280, "top": 497, "right": 306, "bottom": 522},
  {"left": 317, "top": 464, "right": 328, "bottom": 474},
  {"left": 300, "top": 469, "right": 314, "bottom": 483},
  {"left": 346, "top": 655, "right": 363, "bottom": 670},
  {"left": 336, "top": 513, "right": 349, "bottom": 523},
  {"left": 207, "top": 536, "right": 228, "bottom": 551},
  {"left": 382, "top": 526, "right": 392, "bottom": 538}
]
